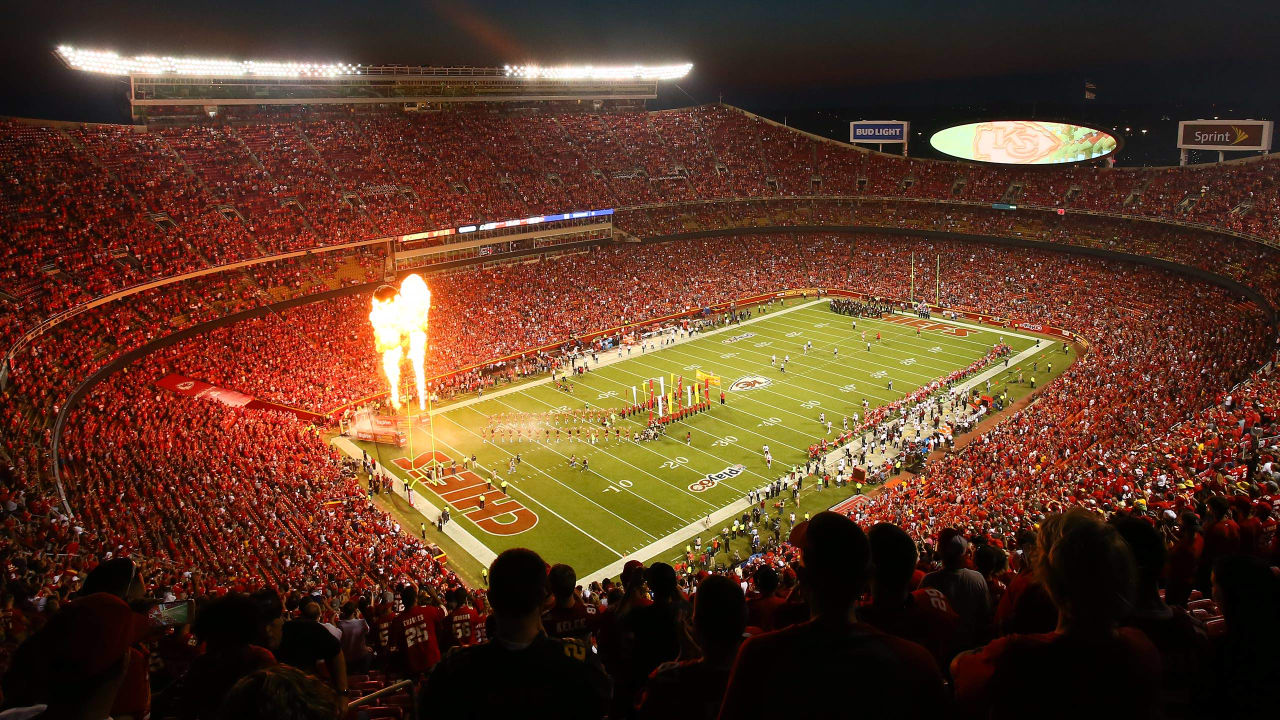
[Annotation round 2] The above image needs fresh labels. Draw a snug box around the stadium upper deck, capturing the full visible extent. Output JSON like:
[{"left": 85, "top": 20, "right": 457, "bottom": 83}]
[{"left": 2, "top": 50, "right": 1279, "bottom": 720}]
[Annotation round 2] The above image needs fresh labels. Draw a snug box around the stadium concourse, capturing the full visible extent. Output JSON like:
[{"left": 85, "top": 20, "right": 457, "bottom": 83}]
[{"left": 0, "top": 103, "right": 1277, "bottom": 719}]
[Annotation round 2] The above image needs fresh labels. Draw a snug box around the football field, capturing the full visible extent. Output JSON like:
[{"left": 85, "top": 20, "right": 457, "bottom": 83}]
[{"left": 343, "top": 298, "right": 1069, "bottom": 581}]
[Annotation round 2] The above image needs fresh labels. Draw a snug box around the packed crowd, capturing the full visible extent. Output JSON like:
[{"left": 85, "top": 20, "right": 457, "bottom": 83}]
[
  {"left": 3, "top": 106, "right": 1279, "bottom": 352},
  {"left": 0, "top": 233, "right": 1275, "bottom": 716},
  {"left": 2, "top": 104, "right": 1280, "bottom": 718}
]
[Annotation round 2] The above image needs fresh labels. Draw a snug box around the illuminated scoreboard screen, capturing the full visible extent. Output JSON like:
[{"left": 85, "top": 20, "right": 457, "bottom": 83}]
[{"left": 930, "top": 121, "right": 1118, "bottom": 165}]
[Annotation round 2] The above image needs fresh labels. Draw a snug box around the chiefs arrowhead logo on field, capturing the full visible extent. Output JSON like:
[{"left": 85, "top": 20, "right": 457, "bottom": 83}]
[{"left": 730, "top": 375, "right": 773, "bottom": 392}]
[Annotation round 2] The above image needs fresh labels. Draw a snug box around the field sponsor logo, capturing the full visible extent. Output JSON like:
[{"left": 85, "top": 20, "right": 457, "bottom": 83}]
[
  {"left": 730, "top": 375, "right": 773, "bottom": 391},
  {"left": 722, "top": 332, "right": 756, "bottom": 344},
  {"left": 689, "top": 464, "right": 746, "bottom": 492},
  {"left": 392, "top": 451, "right": 538, "bottom": 535}
]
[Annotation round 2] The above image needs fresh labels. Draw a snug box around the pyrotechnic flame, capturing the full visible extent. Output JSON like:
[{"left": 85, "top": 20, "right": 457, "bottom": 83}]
[
  {"left": 369, "top": 274, "right": 431, "bottom": 411},
  {"left": 399, "top": 274, "right": 431, "bottom": 411}
]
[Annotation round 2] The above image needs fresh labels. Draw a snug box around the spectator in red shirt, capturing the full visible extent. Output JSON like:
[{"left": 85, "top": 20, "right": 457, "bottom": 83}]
[
  {"left": 2, "top": 593, "right": 147, "bottom": 720},
  {"left": 1199, "top": 496, "right": 1241, "bottom": 590},
  {"left": 1165, "top": 513, "right": 1204, "bottom": 607},
  {"left": 388, "top": 584, "right": 446, "bottom": 678},
  {"left": 744, "top": 565, "right": 785, "bottom": 631},
  {"left": 541, "top": 563, "right": 598, "bottom": 642},
  {"left": 596, "top": 560, "right": 651, "bottom": 692},
  {"left": 445, "top": 587, "right": 483, "bottom": 648},
  {"left": 861, "top": 522, "right": 960, "bottom": 669},
  {"left": 719, "top": 512, "right": 946, "bottom": 718},
  {"left": 422, "top": 548, "right": 611, "bottom": 720},
  {"left": 638, "top": 574, "right": 746, "bottom": 720},
  {"left": 171, "top": 593, "right": 278, "bottom": 720},
  {"left": 952, "top": 508, "right": 1162, "bottom": 719},
  {"left": 76, "top": 557, "right": 152, "bottom": 720},
  {"left": 1111, "top": 514, "right": 1210, "bottom": 718}
]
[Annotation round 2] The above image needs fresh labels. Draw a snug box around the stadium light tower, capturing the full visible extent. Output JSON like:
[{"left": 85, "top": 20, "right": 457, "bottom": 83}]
[{"left": 55, "top": 45, "right": 693, "bottom": 122}]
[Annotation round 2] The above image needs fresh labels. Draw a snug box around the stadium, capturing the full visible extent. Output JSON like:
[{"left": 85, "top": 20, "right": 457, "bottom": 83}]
[{"left": 1, "top": 15, "right": 1278, "bottom": 720}]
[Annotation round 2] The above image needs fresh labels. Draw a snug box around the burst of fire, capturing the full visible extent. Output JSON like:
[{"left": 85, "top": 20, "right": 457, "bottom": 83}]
[{"left": 369, "top": 274, "right": 432, "bottom": 411}]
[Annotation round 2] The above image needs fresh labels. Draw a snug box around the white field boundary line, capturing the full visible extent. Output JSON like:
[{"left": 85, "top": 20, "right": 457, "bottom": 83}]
[
  {"left": 420, "top": 298, "right": 829, "bottom": 417},
  {"left": 774, "top": 307, "right": 1000, "bottom": 364},
  {"left": 431, "top": 411, "right": 664, "bottom": 544},
  {"left": 463, "top": 396, "right": 709, "bottom": 522},
  {"left": 579, "top": 493, "right": 757, "bottom": 586},
  {"left": 585, "top": 320, "right": 1062, "bottom": 583},
  {"left": 512, "top": 375, "right": 780, "bottom": 497},
  {"left": 335, "top": 302, "right": 1054, "bottom": 582},
  {"left": 812, "top": 337, "right": 1052, "bottom": 476},
  {"left": 331, "top": 436, "right": 499, "bottom": 568}
]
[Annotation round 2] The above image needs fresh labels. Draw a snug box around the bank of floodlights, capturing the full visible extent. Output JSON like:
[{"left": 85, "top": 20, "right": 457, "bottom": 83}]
[
  {"left": 56, "top": 46, "right": 361, "bottom": 77},
  {"left": 502, "top": 63, "right": 692, "bottom": 81}
]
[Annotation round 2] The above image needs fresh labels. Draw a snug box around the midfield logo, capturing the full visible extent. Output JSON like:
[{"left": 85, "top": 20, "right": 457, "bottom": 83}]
[{"left": 730, "top": 375, "right": 773, "bottom": 392}]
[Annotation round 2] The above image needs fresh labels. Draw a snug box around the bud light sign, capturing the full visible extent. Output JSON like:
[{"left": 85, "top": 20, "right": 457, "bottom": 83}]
[{"left": 850, "top": 121, "right": 909, "bottom": 144}]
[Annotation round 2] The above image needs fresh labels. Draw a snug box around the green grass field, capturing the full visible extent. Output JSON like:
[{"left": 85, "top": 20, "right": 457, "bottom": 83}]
[{"left": 343, "top": 298, "right": 1075, "bottom": 582}]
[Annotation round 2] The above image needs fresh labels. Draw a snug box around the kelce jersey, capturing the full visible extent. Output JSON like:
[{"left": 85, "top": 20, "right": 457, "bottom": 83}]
[
  {"left": 542, "top": 597, "right": 599, "bottom": 641},
  {"left": 390, "top": 604, "right": 447, "bottom": 673}
]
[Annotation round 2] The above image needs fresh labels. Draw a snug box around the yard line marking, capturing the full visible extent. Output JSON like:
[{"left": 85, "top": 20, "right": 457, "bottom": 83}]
[
  {"left": 587, "top": 360, "right": 815, "bottom": 446},
  {"left": 432, "top": 412, "right": 667, "bottom": 541},
  {"left": 420, "top": 433, "right": 627, "bottom": 558},
  {"left": 469, "top": 397, "right": 718, "bottom": 516},
  {"left": 518, "top": 381, "right": 783, "bottom": 495}
]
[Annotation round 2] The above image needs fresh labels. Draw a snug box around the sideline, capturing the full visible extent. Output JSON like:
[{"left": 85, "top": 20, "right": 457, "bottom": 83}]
[
  {"left": 420, "top": 297, "right": 829, "bottom": 417},
  {"left": 331, "top": 436, "right": 499, "bottom": 568},
  {"left": 336, "top": 301, "right": 1064, "bottom": 584},
  {"left": 586, "top": 316, "right": 1065, "bottom": 583}
]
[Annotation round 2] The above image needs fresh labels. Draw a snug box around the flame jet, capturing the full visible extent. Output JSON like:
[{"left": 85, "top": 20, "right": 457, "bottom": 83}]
[{"left": 369, "top": 274, "right": 432, "bottom": 410}]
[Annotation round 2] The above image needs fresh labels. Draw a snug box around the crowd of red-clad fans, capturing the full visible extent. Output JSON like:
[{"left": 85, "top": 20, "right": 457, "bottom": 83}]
[
  {"left": 3, "top": 105, "right": 1280, "bottom": 348},
  {"left": 1, "top": 232, "right": 1278, "bottom": 718},
  {"left": 1, "top": 103, "right": 1280, "bottom": 719}
]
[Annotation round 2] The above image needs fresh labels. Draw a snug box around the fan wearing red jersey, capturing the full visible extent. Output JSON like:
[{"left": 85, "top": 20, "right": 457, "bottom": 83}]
[
  {"left": 638, "top": 574, "right": 746, "bottom": 720},
  {"left": 952, "top": 509, "right": 1163, "bottom": 719},
  {"left": 541, "top": 563, "right": 598, "bottom": 642},
  {"left": 861, "top": 522, "right": 960, "bottom": 669},
  {"left": 388, "top": 583, "right": 446, "bottom": 677},
  {"left": 446, "top": 587, "right": 484, "bottom": 648},
  {"left": 745, "top": 565, "right": 786, "bottom": 632},
  {"left": 423, "top": 549, "right": 611, "bottom": 719},
  {"left": 719, "top": 513, "right": 946, "bottom": 718},
  {"left": 371, "top": 590, "right": 398, "bottom": 659}
]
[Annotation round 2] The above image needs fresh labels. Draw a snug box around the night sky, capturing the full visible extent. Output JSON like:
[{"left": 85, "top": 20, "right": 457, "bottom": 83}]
[{"left": 5, "top": 0, "right": 1278, "bottom": 164}]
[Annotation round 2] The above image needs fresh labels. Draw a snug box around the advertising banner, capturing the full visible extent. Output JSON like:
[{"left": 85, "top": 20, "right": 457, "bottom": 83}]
[
  {"left": 850, "top": 121, "right": 909, "bottom": 144},
  {"left": 1177, "top": 120, "right": 1273, "bottom": 151}
]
